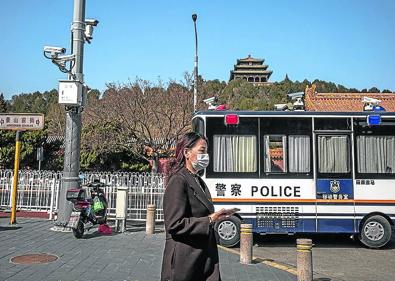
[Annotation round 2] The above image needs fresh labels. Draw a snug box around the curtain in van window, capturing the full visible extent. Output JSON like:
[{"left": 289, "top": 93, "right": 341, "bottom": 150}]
[
  {"left": 213, "top": 135, "right": 256, "bottom": 172},
  {"left": 289, "top": 135, "right": 310, "bottom": 173},
  {"left": 357, "top": 136, "right": 395, "bottom": 174},
  {"left": 318, "top": 136, "right": 350, "bottom": 173}
]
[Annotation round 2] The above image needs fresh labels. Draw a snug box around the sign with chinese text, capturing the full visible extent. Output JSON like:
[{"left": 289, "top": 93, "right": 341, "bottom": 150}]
[{"left": 0, "top": 113, "right": 44, "bottom": 131}]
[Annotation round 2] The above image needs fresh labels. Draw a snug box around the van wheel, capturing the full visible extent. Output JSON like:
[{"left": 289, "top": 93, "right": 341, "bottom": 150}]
[
  {"left": 359, "top": 215, "right": 392, "bottom": 248},
  {"left": 214, "top": 216, "right": 241, "bottom": 247}
]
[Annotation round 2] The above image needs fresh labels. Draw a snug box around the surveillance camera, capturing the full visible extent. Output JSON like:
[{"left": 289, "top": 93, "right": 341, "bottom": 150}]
[
  {"left": 203, "top": 97, "right": 218, "bottom": 104},
  {"left": 293, "top": 98, "right": 305, "bottom": 111},
  {"left": 287, "top": 92, "right": 304, "bottom": 100},
  {"left": 362, "top": 96, "right": 381, "bottom": 105},
  {"left": 43, "top": 46, "right": 66, "bottom": 57},
  {"left": 56, "top": 54, "right": 75, "bottom": 62},
  {"left": 84, "top": 19, "right": 99, "bottom": 43},
  {"left": 274, "top": 104, "right": 288, "bottom": 111},
  {"left": 85, "top": 19, "right": 99, "bottom": 26}
]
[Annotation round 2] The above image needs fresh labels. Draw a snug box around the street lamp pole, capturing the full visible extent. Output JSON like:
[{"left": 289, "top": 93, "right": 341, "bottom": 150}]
[
  {"left": 192, "top": 14, "right": 198, "bottom": 113},
  {"left": 44, "top": 0, "right": 98, "bottom": 231},
  {"left": 54, "top": 0, "right": 85, "bottom": 229}
]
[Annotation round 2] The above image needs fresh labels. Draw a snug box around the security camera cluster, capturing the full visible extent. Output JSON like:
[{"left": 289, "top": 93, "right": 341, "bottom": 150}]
[
  {"left": 362, "top": 96, "right": 384, "bottom": 111},
  {"left": 203, "top": 97, "right": 218, "bottom": 110},
  {"left": 43, "top": 19, "right": 99, "bottom": 73},
  {"left": 43, "top": 18, "right": 99, "bottom": 107}
]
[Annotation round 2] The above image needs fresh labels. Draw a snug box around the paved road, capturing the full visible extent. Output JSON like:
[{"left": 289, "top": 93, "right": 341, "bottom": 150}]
[
  {"left": 0, "top": 218, "right": 295, "bottom": 281},
  {"left": 234, "top": 233, "right": 395, "bottom": 281}
]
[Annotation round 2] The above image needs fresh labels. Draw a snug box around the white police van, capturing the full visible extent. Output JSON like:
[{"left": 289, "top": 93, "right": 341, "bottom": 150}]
[{"left": 193, "top": 110, "right": 395, "bottom": 248}]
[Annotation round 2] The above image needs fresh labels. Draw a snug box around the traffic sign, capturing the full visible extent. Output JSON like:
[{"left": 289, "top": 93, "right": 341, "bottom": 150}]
[{"left": 0, "top": 113, "right": 44, "bottom": 131}]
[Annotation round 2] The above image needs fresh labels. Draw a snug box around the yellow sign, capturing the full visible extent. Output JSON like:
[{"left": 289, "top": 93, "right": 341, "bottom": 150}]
[{"left": 0, "top": 113, "right": 44, "bottom": 130}]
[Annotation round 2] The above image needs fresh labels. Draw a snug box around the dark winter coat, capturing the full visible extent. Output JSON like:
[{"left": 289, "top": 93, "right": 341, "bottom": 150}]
[{"left": 160, "top": 167, "right": 221, "bottom": 281}]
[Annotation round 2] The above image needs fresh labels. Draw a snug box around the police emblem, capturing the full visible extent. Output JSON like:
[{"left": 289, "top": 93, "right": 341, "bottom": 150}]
[{"left": 330, "top": 180, "right": 340, "bottom": 193}]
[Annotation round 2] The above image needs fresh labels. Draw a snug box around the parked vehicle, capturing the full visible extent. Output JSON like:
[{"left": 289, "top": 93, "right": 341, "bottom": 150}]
[
  {"left": 66, "top": 180, "right": 108, "bottom": 238},
  {"left": 193, "top": 110, "right": 395, "bottom": 248}
]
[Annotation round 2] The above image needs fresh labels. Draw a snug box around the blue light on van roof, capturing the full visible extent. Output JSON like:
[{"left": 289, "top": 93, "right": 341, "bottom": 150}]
[
  {"left": 367, "top": 114, "right": 381, "bottom": 126},
  {"left": 373, "top": 105, "right": 386, "bottom": 112}
]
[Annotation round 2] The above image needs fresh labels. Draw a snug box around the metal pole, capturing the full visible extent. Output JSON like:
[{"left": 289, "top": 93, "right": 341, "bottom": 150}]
[
  {"left": 54, "top": 0, "right": 85, "bottom": 230},
  {"left": 192, "top": 14, "right": 198, "bottom": 113},
  {"left": 49, "top": 179, "right": 56, "bottom": 220},
  {"left": 296, "top": 238, "right": 313, "bottom": 281},
  {"left": 10, "top": 131, "right": 21, "bottom": 225},
  {"left": 38, "top": 147, "right": 42, "bottom": 172},
  {"left": 146, "top": 204, "right": 156, "bottom": 235},
  {"left": 240, "top": 223, "right": 253, "bottom": 264}
]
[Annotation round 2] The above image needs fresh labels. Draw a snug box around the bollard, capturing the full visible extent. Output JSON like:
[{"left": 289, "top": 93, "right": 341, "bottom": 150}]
[
  {"left": 115, "top": 186, "right": 128, "bottom": 233},
  {"left": 240, "top": 223, "right": 253, "bottom": 264},
  {"left": 296, "top": 238, "right": 313, "bottom": 281},
  {"left": 146, "top": 204, "right": 156, "bottom": 235}
]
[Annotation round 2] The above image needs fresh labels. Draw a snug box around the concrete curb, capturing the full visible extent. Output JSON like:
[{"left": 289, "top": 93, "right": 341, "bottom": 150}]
[{"left": 218, "top": 245, "right": 298, "bottom": 275}]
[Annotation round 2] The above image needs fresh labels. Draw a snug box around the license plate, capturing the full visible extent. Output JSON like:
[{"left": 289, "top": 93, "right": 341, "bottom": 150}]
[{"left": 68, "top": 213, "right": 80, "bottom": 228}]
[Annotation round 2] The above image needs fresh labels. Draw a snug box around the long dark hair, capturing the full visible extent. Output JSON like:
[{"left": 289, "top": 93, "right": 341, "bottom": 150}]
[{"left": 167, "top": 132, "right": 208, "bottom": 178}]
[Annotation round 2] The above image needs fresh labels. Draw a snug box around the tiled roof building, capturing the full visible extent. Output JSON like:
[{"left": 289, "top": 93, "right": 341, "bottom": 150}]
[
  {"left": 230, "top": 55, "right": 272, "bottom": 84},
  {"left": 305, "top": 85, "right": 395, "bottom": 112}
]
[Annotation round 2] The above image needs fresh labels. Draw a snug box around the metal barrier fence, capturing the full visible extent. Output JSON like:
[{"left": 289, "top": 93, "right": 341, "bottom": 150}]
[{"left": 0, "top": 170, "right": 166, "bottom": 222}]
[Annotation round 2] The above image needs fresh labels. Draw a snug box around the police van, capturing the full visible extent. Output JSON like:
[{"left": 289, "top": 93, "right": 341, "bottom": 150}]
[{"left": 193, "top": 110, "right": 395, "bottom": 248}]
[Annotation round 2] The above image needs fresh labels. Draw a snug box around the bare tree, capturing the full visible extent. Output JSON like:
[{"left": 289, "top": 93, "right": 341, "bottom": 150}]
[
  {"left": 82, "top": 79, "right": 193, "bottom": 164},
  {"left": 47, "top": 103, "right": 66, "bottom": 137}
]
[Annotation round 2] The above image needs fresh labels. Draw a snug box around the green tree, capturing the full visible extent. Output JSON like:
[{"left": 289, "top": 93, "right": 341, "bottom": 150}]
[
  {"left": 197, "top": 79, "right": 226, "bottom": 110},
  {"left": 0, "top": 130, "right": 15, "bottom": 168},
  {"left": 8, "top": 89, "right": 58, "bottom": 114},
  {"left": 86, "top": 89, "right": 101, "bottom": 105},
  {"left": 0, "top": 93, "right": 7, "bottom": 113},
  {"left": 337, "top": 84, "right": 348, "bottom": 92},
  {"left": 219, "top": 79, "right": 291, "bottom": 110},
  {"left": 0, "top": 128, "right": 53, "bottom": 170},
  {"left": 369, "top": 87, "right": 380, "bottom": 93}
]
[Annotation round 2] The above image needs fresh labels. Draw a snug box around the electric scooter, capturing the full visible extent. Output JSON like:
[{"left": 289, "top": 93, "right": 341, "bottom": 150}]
[{"left": 66, "top": 180, "right": 108, "bottom": 238}]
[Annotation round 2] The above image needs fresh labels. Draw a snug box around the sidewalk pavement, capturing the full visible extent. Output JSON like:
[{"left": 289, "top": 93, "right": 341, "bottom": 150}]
[{"left": 0, "top": 218, "right": 296, "bottom": 281}]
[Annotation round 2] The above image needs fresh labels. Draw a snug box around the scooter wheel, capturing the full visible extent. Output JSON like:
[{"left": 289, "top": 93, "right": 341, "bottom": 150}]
[{"left": 72, "top": 219, "right": 84, "bottom": 239}]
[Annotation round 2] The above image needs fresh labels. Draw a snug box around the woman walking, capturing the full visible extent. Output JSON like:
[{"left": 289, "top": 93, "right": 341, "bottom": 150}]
[{"left": 161, "top": 132, "right": 228, "bottom": 281}]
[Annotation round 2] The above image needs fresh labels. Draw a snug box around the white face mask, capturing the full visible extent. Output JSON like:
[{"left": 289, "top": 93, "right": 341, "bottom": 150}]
[{"left": 192, "top": 153, "right": 209, "bottom": 171}]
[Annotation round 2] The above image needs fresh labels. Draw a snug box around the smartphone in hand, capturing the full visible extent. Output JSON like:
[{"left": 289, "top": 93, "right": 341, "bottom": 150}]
[{"left": 222, "top": 208, "right": 240, "bottom": 215}]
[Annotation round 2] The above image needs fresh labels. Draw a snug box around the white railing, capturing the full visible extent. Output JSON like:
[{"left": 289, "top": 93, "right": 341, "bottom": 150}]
[
  {"left": 0, "top": 170, "right": 166, "bottom": 222},
  {"left": 0, "top": 170, "right": 62, "bottom": 219},
  {"left": 81, "top": 172, "right": 166, "bottom": 221}
]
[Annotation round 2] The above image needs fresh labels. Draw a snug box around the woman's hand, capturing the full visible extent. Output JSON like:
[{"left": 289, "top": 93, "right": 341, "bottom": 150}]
[{"left": 208, "top": 208, "right": 229, "bottom": 223}]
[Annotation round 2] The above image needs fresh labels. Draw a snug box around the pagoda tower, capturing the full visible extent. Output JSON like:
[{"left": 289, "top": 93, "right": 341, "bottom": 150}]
[{"left": 229, "top": 55, "right": 273, "bottom": 84}]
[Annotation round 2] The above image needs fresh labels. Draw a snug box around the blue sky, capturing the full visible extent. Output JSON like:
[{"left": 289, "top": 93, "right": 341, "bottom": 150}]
[{"left": 1, "top": 0, "right": 394, "bottom": 99}]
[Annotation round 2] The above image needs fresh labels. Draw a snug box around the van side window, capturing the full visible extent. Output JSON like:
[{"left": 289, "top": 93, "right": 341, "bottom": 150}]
[
  {"left": 289, "top": 135, "right": 310, "bottom": 173},
  {"left": 213, "top": 135, "right": 257, "bottom": 172},
  {"left": 264, "top": 135, "right": 287, "bottom": 173},
  {"left": 357, "top": 136, "right": 395, "bottom": 174},
  {"left": 318, "top": 135, "right": 350, "bottom": 173},
  {"left": 192, "top": 117, "right": 204, "bottom": 135}
]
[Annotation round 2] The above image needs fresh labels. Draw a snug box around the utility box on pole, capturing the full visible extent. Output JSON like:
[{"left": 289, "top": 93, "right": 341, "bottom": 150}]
[{"left": 58, "top": 80, "right": 83, "bottom": 106}]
